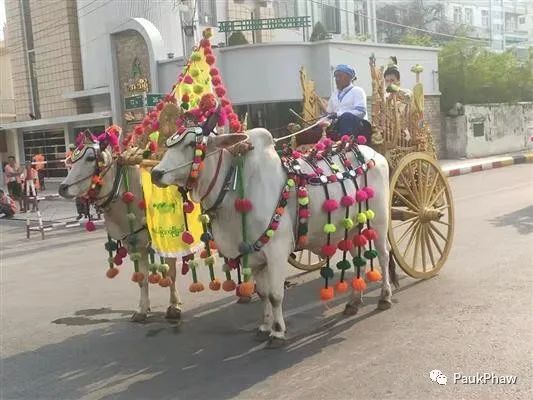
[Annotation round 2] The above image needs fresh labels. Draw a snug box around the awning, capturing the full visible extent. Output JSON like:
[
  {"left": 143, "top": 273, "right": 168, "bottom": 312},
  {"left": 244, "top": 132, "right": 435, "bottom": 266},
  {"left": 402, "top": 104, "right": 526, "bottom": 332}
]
[{"left": 0, "top": 111, "right": 112, "bottom": 130}]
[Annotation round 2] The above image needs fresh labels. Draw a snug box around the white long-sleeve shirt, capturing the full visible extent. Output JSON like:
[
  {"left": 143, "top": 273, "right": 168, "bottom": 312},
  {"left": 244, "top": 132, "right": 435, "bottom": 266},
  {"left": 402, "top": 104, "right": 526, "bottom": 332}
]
[{"left": 327, "top": 84, "right": 368, "bottom": 120}]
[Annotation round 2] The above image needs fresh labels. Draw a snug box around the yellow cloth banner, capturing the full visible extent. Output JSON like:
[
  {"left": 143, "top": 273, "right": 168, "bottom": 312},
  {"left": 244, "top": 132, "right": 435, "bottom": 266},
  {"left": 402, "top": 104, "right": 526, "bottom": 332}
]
[{"left": 140, "top": 168, "right": 202, "bottom": 258}]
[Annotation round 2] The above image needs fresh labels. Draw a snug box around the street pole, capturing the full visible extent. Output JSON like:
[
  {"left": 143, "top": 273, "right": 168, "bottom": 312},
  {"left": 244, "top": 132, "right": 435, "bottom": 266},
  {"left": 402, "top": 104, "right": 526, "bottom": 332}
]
[{"left": 371, "top": 0, "right": 377, "bottom": 43}]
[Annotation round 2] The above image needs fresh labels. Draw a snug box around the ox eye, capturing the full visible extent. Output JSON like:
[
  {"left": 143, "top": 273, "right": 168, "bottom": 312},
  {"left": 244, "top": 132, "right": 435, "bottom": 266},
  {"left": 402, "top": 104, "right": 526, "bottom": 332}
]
[{"left": 86, "top": 155, "right": 96, "bottom": 162}]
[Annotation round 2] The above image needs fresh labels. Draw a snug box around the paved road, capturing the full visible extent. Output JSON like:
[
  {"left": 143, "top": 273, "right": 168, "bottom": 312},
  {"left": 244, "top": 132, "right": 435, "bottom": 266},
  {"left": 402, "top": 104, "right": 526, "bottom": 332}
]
[{"left": 1, "top": 164, "right": 532, "bottom": 400}]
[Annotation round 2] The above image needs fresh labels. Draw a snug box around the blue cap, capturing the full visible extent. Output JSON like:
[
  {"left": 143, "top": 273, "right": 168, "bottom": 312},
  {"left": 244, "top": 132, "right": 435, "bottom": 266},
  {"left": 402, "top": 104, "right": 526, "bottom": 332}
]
[{"left": 334, "top": 64, "right": 357, "bottom": 80}]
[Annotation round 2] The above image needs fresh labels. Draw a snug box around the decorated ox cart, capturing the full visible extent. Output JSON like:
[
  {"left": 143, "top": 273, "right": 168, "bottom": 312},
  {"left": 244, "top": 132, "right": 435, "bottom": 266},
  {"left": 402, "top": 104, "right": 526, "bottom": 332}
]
[{"left": 287, "top": 56, "right": 454, "bottom": 279}]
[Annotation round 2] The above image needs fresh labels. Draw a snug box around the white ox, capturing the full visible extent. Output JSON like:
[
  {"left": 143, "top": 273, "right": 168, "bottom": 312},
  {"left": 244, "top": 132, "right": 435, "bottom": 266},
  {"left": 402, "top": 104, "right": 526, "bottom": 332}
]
[
  {"left": 58, "top": 139, "right": 182, "bottom": 322},
  {"left": 151, "top": 127, "right": 394, "bottom": 347}
]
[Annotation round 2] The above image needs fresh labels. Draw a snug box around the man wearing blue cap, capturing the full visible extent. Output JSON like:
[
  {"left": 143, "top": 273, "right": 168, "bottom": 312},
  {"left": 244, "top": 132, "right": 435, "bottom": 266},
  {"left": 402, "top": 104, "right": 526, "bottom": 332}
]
[{"left": 327, "top": 64, "right": 370, "bottom": 141}]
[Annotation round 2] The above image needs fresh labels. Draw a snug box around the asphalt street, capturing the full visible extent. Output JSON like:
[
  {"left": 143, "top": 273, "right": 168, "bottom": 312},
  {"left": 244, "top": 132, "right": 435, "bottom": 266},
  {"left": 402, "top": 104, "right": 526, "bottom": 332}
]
[{"left": 0, "top": 164, "right": 532, "bottom": 400}]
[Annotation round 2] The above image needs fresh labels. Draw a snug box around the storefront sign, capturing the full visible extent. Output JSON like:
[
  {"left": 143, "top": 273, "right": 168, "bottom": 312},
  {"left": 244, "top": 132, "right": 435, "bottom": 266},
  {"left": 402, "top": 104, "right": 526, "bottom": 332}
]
[
  {"left": 218, "top": 16, "right": 311, "bottom": 32},
  {"left": 124, "top": 94, "right": 144, "bottom": 110},
  {"left": 146, "top": 94, "right": 165, "bottom": 107}
]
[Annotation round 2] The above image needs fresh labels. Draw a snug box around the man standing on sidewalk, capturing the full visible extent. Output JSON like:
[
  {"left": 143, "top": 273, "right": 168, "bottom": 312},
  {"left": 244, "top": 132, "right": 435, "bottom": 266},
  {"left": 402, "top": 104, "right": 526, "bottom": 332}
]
[
  {"left": 4, "top": 156, "right": 24, "bottom": 212},
  {"left": 33, "top": 150, "right": 46, "bottom": 191}
]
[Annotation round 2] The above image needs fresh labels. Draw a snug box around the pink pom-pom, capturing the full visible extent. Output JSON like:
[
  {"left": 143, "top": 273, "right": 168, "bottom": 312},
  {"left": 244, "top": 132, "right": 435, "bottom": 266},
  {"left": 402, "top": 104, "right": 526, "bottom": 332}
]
[
  {"left": 215, "top": 86, "right": 226, "bottom": 97},
  {"left": 321, "top": 138, "right": 334, "bottom": 147},
  {"left": 321, "top": 244, "right": 337, "bottom": 258},
  {"left": 182, "top": 231, "right": 194, "bottom": 245},
  {"left": 315, "top": 143, "right": 326, "bottom": 151},
  {"left": 113, "top": 254, "right": 123, "bottom": 266},
  {"left": 230, "top": 120, "right": 241, "bottom": 132},
  {"left": 209, "top": 68, "right": 220, "bottom": 76},
  {"left": 151, "top": 120, "right": 160, "bottom": 131},
  {"left": 149, "top": 141, "right": 157, "bottom": 152},
  {"left": 299, "top": 209, "right": 311, "bottom": 218},
  {"left": 234, "top": 198, "right": 253, "bottom": 213},
  {"left": 315, "top": 167, "right": 324, "bottom": 175},
  {"left": 221, "top": 97, "right": 231, "bottom": 107},
  {"left": 183, "top": 75, "right": 193, "bottom": 84},
  {"left": 142, "top": 117, "right": 151, "bottom": 127},
  {"left": 322, "top": 199, "right": 339, "bottom": 213},
  {"left": 206, "top": 54, "right": 216, "bottom": 65},
  {"left": 212, "top": 76, "right": 222, "bottom": 86},
  {"left": 353, "top": 234, "right": 368, "bottom": 247},
  {"left": 134, "top": 125, "right": 144, "bottom": 136},
  {"left": 356, "top": 167, "right": 364, "bottom": 175},
  {"left": 328, "top": 175, "right": 337, "bottom": 183},
  {"left": 363, "top": 186, "right": 375, "bottom": 199},
  {"left": 341, "top": 135, "right": 351, "bottom": 143},
  {"left": 227, "top": 258, "right": 239, "bottom": 269},
  {"left": 297, "top": 188, "right": 308, "bottom": 197},
  {"left": 183, "top": 201, "right": 195, "bottom": 214},
  {"left": 282, "top": 191, "right": 290, "bottom": 200},
  {"left": 362, "top": 228, "right": 378, "bottom": 241},
  {"left": 337, "top": 239, "right": 353, "bottom": 252},
  {"left": 270, "top": 221, "right": 280, "bottom": 231},
  {"left": 85, "top": 221, "right": 96, "bottom": 232},
  {"left": 357, "top": 135, "right": 367, "bottom": 145},
  {"left": 228, "top": 112, "right": 239, "bottom": 122},
  {"left": 355, "top": 190, "right": 368, "bottom": 202},
  {"left": 292, "top": 151, "right": 302, "bottom": 159},
  {"left": 341, "top": 195, "right": 355, "bottom": 207},
  {"left": 217, "top": 110, "right": 228, "bottom": 127}
]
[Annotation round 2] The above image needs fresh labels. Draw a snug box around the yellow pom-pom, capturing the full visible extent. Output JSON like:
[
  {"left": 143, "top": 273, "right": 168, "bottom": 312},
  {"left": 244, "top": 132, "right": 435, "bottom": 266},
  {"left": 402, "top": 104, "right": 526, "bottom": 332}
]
[
  {"left": 298, "top": 197, "right": 309, "bottom": 206},
  {"left": 195, "top": 149, "right": 203, "bottom": 157},
  {"left": 343, "top": 218, "right": 354, "bottom": 230},
  {"left": 287, "top": 179, "right": 295, "bottom": 187},
  {"left": 357, "top": 212, "right": 368, "bottom": 224},
  {"left": 366, "top": 209, "right": 375, "bottom": 220}
]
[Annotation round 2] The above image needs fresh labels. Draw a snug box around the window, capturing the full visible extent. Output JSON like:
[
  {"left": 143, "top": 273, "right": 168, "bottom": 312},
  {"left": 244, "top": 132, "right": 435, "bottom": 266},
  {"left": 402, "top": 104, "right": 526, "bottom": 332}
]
[
  {"left": 473, "top": 123, "right": 484, "bottom": 138},
  {"left": 274, "top": 1, "right": 297, "bottom": 18},
  {"left": 321, "top": 0, "right": 340, "bottom": 33},
  {"left": 453, "top": 7, "right": 462, "bottom": 24},
  {"left": 506, "top": 14, "right": 517, "bottom": 31},
  {"left": 198, "top": 0, "right": 217, "bottom": 27},
  {"left": 482, "top": 10, "right": 489, "bottom": 27},
  {"left": 518, "top": 16, "right": 525, "bottom": 25},
  {"left": 465, "top": 8, "right": 473, "bottom": 25},
  {"left": 23, "top": 130, "right": 67, "bottom": 178}
]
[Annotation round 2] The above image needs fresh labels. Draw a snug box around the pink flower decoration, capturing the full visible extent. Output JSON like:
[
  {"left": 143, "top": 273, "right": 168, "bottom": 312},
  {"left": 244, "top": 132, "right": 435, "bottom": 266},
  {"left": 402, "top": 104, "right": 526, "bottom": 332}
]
[
  {"left": 297, "top": 188, "right": 308, "bottom": 197},
  {"left": 209, "top": 68, "right": 220, "bottom": 76}
]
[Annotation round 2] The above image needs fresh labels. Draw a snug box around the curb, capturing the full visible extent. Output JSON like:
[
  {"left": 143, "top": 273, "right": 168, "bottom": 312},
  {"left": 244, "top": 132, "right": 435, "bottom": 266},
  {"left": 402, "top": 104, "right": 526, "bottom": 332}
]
[{"left": 442, "top": 152, "right": 533, "bottom": 177}]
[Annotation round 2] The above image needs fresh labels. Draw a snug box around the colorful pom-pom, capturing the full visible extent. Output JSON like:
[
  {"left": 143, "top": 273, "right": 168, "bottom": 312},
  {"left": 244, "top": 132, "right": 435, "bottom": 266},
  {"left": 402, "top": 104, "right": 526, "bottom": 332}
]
[
  {"left": 117, "top": 247, "right": 127, "bottom": 258},
  {"left": 352, "top": 277, "right": 367, "bottom": 292},
  {"left": 183, "top": 201, "right": 195, "bottom": 213},
  {"left": 320, "top": 287, "right": 334, "bottom": 301},
  {"left": 363, "top": 186, "right": 375, "bottom": 198},
  {"left": 321, "top": 244, "right": 337, "bottom": 258},
  {"left": 353, "top": 256, "right": 367, "bottom": 267},
  {"left": 355, "top": 190, "right": 368, "bottom": 202},
  {"left": 336, "top": 259, "right": 351, "bottom": 270},
  {"left": 298, "top": 197, "right": 310, "bottom": 206},
  {"left": 366, "top": 270, "right": 382, "bottom": 282},
  {"left": 222, "top": 279, "right": 236, "bottom": 292},
  {"left": 323, "top": 223, "right": 337, "bottom": 234},
  {"left": 357, "top": 135, "right": 367, "bottom": 145},
  {"left": 182, "top": 231, "right": 194, "bottom": 245},
  {"left": 122, "top": 192, "right": 135, "bottom": 203},
  {"left": 299, "top": 209, "right": 311, "bottom": 218},
  {"left": 148, "top": 273, "right": 161, "bottom": 284},
  {"left": 209, "top": 279, "right": 221, "bottom": 291},
  {"left": 357, "top": 212, "right": 368, "bottom": 224},
  {"left": 131, "top": 272, "right": 145, "bottom": 283},
  {"left": 265, "top": 229, "right": 275, "bottom": 238},
  {"left": 353, "top": 234, "right": 368, "bottom": 247},
  {"left": 337, "top": 239, "right": 353, "bottom": 252},
  {"left": 159, "top": 277, "right": 172, "bottom": 287},
  {"left": 234, "top": 198, "right": 253, "bottom": 213},
  {"left": 189, "top": 282, "right": 205, "bottom": 293},
  {"left": 335, "top": 281, "right": 349, "bottom": 293},
  {"left": 341, "top": 195, "right": 355, "bottom": 207},
  {"left": 297, "top": 187, "right": 308, "bottom": 197},
  {"left": 286, "top": 178, "right": 295, "bottom": 187},
  {"left": 85, "top": 221, "right": 96, "bottom": 232},
  {"left": 106, "top": 267, "right": 119, "bottom": 279},
  {"left": 159, "top": 263, "right": 170, "bottom": 273},
  {"left": 366, "top": 210, "right": 375, "bottom": 220},
  {"left": 364, "top": 249, "right": 379, "bottom": 259},
  {"left": 199, "top": 214, "right": 210, "bottom": 224},
  {"left": 238, "top": 281, "right": 255, "bottom": 297},
  {"left": 343, "top": 218, "right": 354, "bottom": 230},
  {"left": 322, "top": 199, "right": 339, "bottom": 213},
  {"left": 362, "top": 228, "right": 378, "bottom": 241},
  {"left": 204, "top": 256, "right": 216, "bottom": 266},
  {"left": 183, "top": 75, "right": 193, "bottom": 84}
]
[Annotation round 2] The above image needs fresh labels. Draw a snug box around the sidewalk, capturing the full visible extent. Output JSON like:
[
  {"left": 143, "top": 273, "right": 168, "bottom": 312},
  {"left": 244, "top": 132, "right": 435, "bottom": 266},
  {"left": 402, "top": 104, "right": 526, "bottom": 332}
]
[{"left": 5, "top": 151, "right": 532, "bottom": 224}]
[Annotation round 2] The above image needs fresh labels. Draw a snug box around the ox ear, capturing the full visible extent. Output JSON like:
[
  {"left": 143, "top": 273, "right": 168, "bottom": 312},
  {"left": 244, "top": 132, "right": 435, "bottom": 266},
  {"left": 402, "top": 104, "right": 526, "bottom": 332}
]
[{"left": 208, "top": 133, "right": 248, "bottom": 150}]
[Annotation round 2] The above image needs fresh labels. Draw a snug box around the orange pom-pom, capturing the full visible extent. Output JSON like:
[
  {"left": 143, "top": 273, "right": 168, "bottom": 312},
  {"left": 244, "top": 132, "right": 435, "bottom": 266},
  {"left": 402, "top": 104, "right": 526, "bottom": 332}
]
[
  {"left": 106, "top": 268, "right": 119, "bottom": 279},
  {"left": 352, "top": 277, "right": 367, "bottom": 292},
  {"left": 335, "top": 281, "right": 349, "bottom": 293},
  {"left": 320, "top": 287, "right": 334, "bottom": 301},
  {"left": 297, "top": 235, "right": 308, "bottom": 247},
  {"left": 275, "top": 207, "right": 285, "bottom": 216},
  {"left": 238, "top": 281, "right": 255, "bottom": 297},
  {"left": 209, "top": 279, "right": 221, "bottom": 291},
  {"left": 148, "top": 273, "right": 161, "bottom": 284},
  {"left": 190, "top": 170, "right": 199, "bottom": 179},
  {"left": 131, "top": 272, "right": 145, "bottom": 283},
  {"left": 159, "top": 277, "right": 172, "bottom": 287},
  {"left": 222, "top": 279, "right": 236, "bottom": 292},
  {"left": 189, "top": 282, "right": 205, "bottom": 293},
  {"left": 366, "top": 269, "right": 382, "bottom": 282}
]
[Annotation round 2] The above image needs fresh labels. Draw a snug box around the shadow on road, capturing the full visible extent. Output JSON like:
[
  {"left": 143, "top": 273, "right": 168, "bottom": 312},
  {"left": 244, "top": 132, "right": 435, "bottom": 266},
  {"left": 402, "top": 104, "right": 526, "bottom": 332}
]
[
  {"left": 490, "top": 205, "right": 533, "bottom": 235},
  {"left": 1, "top": 275, "right": 415, "bottom": 400}
]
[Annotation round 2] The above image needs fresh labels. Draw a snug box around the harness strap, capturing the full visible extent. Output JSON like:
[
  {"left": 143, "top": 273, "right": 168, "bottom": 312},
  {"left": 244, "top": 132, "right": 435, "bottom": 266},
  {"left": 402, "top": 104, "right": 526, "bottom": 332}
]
[
  {"left": 97, "top": 164, "right": 124, "bottom": 210},
  {"left": 200, "top": 150, "right": 224, "bottom": 203}
]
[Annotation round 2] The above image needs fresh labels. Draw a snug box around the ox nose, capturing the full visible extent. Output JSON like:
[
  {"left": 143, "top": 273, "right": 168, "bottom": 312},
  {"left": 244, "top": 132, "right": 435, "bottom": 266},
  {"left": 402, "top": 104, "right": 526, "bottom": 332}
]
[
  {"left": 58, "top": 183, "right": 69, "bottom": 198},
  {"left": 151, "top": 169, "right": 164, "bottom": 184}
]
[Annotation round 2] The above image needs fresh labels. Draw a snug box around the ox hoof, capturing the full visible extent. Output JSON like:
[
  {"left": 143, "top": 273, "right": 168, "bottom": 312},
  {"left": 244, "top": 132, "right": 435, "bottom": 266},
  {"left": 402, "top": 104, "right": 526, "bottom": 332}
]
[
  {"left": 165, "top": 306, "right": 182, "bottom": 321},
  {"left": 377, "top": 300, "right": 392, "bottom": 311},
  {"left": 343, "top": 304, "right": 359, "bottom": 316},
  {"left": 266, "top": 336, "right": 286, "bottom": 349},
  {"left": 131, "top": 312, "right": 148, "bottom": 323},
  {"left": 237, "top": 296, "right": 252, "bottom": 304},
  {"left": 255, "top": 329, "right": 271, "bottom": 342}
]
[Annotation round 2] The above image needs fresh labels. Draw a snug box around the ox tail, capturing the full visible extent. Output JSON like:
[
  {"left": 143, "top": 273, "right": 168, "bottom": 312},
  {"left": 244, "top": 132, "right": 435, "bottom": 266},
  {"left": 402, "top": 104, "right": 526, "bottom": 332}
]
[{"left": 389, "top": 250, "right": 400, "bottom": 289}]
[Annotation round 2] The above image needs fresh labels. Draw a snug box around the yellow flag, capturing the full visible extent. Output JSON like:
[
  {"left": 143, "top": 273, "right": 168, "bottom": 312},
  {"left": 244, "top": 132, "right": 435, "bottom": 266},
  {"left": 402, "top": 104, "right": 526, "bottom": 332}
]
[{"left": 140, "top": 168, "right": 202, "bottom": 258}]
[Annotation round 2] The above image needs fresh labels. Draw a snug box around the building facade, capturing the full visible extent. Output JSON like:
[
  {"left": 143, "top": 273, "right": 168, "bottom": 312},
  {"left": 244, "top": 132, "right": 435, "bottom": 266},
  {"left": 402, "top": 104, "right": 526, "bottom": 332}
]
[{"left": 0, "top": 37, "right": 17, "bottom": 164}]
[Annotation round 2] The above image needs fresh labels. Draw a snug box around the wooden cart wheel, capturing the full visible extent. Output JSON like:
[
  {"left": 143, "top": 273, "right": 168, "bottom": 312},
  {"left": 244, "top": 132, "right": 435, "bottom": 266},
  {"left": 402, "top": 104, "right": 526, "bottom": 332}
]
[
  {"left": 388, "top": 153, "right": 454, "bottom": 279},
  {"left": 288, "top": 250, "right": 327, "bottom": 271}
]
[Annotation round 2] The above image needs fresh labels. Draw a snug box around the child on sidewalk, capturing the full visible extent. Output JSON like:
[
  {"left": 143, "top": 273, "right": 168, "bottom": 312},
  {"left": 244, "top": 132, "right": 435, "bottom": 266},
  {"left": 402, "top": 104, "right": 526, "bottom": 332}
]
[{"left": 22, "top": 161, "right": 38, "bottom": 212}]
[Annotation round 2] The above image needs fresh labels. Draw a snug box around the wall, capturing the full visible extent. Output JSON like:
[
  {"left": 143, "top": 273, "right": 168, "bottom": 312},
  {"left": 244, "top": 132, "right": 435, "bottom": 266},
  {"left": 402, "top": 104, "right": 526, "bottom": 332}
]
[{"left": 444, "top": 103, "right": 533, "bottom": 158}]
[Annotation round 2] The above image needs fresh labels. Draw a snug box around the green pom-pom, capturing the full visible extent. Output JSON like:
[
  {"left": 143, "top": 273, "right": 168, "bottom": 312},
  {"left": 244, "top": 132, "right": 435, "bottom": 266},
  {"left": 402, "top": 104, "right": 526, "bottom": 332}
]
[
  {"left": 366, "top": 209, "right": 375, "bottom": 220},
  {"left": 190, "top": 52, "right": 202, "bottom": 61},
  {"left": 266, "top": 229, "right": 275, "bottom": 238},
  {"left": 199, "top": 214, "right": 210, "bottom": 224},
  {"left": 105, "top": 241, "right": 118, "bottom": 252},
  {"left": 181, "top": 102, "right": 190, "bottom": 110},
  {"left": 242, "top": 267, "right": 252, "bottom": 278},
  {"left": 127, "top": 213, "right": 137, "bottom": 222},
  {"left": 336, "top": 260, "right": 351, "bottom": 270},
  {"left": 320, "top": 267, "right": 335, "bottom": 279},
  {"left": 188, "top": 260, "right": 199, "bottom": 269},
  {"left": 287, "top": 178, "right": 295, "bottom": 187},
  {"left": 204, "top": 255, "right": 215, "bottom": 266},
  {"left": 352, "top": 256, "right": 367, "bottom": 267},
  {"left": 190, "top": 68, "right": 200, "bottom": 77},
  {"left": 298, "top": 225, "right": 308, "bottom": 235},
  {"left": 298, "top": 197, "right": 309, "bottom": 206},
  {"left": 148, "top": 131, "right": 159, "bottom": 142},
  {"left": 343, "top": 218, "right": 354, "bottom": 230},
  {"left": 193, "top": 84, "right": 204, "bottom": 94},
  {"left": 323, "top": 223, "right": 336, "bottom": 234},
  {"left": 357, "top": 212, "right": 367, "bottom": 224},
  {"left": 364, "top": 250, "right": 378, "bottom": 259},
  {"left": 129, "top": 252, "right": 142, "bottom": 262},
  {"left": 142, "top": 149, "right": 151, "bottom": 159}
]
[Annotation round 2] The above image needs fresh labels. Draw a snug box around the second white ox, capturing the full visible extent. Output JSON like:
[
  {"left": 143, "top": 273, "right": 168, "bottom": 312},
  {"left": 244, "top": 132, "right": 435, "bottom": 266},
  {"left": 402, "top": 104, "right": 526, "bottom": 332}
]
[{"left": 151, "top": 127, "right": 393, "bottom": 347}]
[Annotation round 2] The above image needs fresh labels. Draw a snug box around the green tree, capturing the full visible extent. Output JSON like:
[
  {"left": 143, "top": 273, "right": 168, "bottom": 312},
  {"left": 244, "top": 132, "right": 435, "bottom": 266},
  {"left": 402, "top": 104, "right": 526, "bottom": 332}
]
[
  {"left": 310, "top": 22, "right": 330, "bottom": 42},
  {"left": 439, "top": 40, "right": 533, "bottom": 110},
  {"left": 228, "top": 31, "right": 249, "bottom": 46}
]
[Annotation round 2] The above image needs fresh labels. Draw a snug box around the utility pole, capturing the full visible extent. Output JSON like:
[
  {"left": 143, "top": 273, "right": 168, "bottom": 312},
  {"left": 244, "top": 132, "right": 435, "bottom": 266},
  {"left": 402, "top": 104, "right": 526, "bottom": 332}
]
[{"left": 366, "top": 0, "right": 377, "bottom": 42}]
